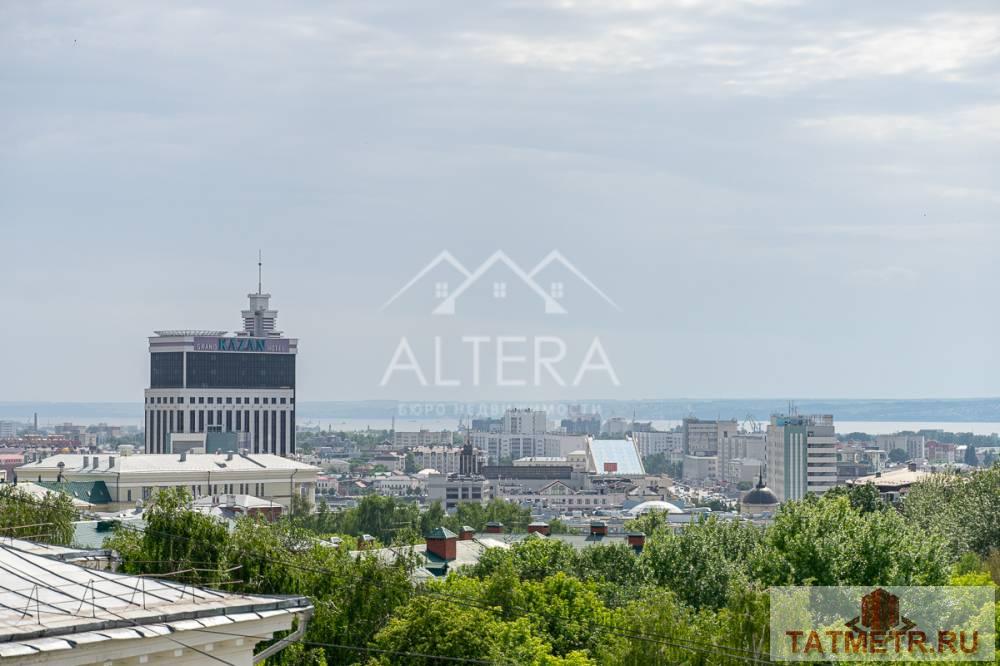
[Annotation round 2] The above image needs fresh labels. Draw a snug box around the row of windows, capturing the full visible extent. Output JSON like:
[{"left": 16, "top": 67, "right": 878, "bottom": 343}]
[
  {"left": 125, "top": 482, "right": 270, "bottom": 503},
  {"left": 186, "top": 352, "right": 295, "bottom": 389},
  {"left": 145, "top": 407, "right": 294, "bottom": 456},
  {"left": 147, "top": 396, "right": 291, "bottom": 405},
  {"left": 150, "top": 351, "right": 296, "bottom": 389}
]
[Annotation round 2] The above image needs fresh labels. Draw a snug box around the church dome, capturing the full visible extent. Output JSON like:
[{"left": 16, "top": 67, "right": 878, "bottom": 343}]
[{"left": 741, "top": 470, "right": 779, "bottom": 510}]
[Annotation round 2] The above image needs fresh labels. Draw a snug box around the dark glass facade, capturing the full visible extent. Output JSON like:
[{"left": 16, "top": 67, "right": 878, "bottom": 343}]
[
  {"left": 150, "top": 352, "right": 184, "bottom": 388},
  {"left": 185, "top": 352, "right": 295, "bottom": 389}
]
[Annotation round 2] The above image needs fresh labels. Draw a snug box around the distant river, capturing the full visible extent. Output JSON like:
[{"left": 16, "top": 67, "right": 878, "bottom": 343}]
[{"left": 13, "top": 415, "right": 999, "bottom": 437}]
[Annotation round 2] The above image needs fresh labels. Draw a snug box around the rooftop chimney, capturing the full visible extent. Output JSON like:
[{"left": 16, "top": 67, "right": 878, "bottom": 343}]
[
  {"left": 358, "top": 534, "right": 376, "bottom": 550},
  {"left": 589, "top": 521, "right": 608, "bottom": 538},
  {"left": 92, "top": 456, "right": 98, "bottom": 469},
  {"left": 458, "top": 526, "right": 476, "bottom": 541},
  {"left": 626, "top": 531, "right": 646, "bottom": 551},
  {"left": 907, "top": 461, "right": 917, "bottom": 472},
  {"left": 179, "top": 450, "right": 188, "bottom": 462},
  {"left": 425, "top": 527, "right": 458, "bottom": 561},
  {"left": 485, "top": 521, "right": 504, "bottom": 534},
  {"left": 82, "top": 456, "right": 89, "bottom": 469},
  {"left": 527, "top": 521, "right": 551, "bottom": 536},
  {"left": 108, "top": 456, "right": 115, "bottom": 469}
]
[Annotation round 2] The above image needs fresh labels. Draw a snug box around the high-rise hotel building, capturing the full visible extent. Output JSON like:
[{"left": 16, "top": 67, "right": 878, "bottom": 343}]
[{"left": 144, "top": 288, "right": 297, "bottom": 456}]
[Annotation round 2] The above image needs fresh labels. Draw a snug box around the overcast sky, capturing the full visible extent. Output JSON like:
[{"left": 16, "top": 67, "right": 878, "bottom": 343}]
[{"left": 2, "top": 1, "right": 998, "bottom": 403}]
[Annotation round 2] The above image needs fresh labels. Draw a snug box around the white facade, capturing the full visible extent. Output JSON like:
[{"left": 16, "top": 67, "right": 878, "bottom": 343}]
[
  {"left": 543, "top": 433, "right": 590, "bottom": 457},
  {"left": 393, "top": 429, "right": 454, "bottom": 448},
  {"left": 683, "top": 418, "right": 738, "bottom": 456},
  {"left": 766, "top": 414, "right": 838, "bottom": 502},
  {"left": 604, "top": 417, "right": 630, "bottom": 436},
  {"left": 503, "top": 408, "right": 547, "bottom": 435},
  {"left": 719, "top": 432, "right": 765, "bottom": 482},
  {"left": 410, "top": 446, "right": 482, "bottom": 475},
  {"left": 17, "top": 452, "right": 318, "bottom": 509},
  {"left": 875, "top": 433, "right": 926, "bottom": 460},
  {"left": 632, "top": 430, "right": 683, "bottom": 457},
  {"left": 0, "top": 421, "right": 18, "bottom": 439},
  {"left": 682, "top": 454, "right": 718, "bottom": 481}
]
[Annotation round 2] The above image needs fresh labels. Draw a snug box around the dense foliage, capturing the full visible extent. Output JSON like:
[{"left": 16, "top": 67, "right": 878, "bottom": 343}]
[
  {"left": 102, "top": 466, "right": 1000, "bottom": 665},
  {"left": 0, "top": 484, "right": 77, "bottom": 545}
]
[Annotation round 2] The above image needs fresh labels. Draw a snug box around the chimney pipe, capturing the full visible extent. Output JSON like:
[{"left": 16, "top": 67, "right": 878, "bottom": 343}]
[
  {"left": 92, "top": 456, "right": 98, "bottom": 469},
  {"left": 425, "top": 527, "right": 458, "bottom": 561},
  {"left": 527, "top": 521, "right": 551, "bottom": 536},
  {"left": 589, "top": 521, "right": 608, "bottom": 538},
  {"left": 626, "top": 531, "right": 646, "bottom": 550},
  {"left": 82, "top": 456, "right": 89, "bottom": 469},
  {"left": 108, "top": 456, "right": 115, "bottom": 469}
]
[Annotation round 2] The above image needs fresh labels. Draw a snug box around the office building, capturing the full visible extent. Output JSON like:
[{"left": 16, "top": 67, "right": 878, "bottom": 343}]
[
  {"left": 144, "top": 276, "right": 297, "bottom": 456},
  {"left": 765, "top": 414, "right": 838, "bottom": 502}
]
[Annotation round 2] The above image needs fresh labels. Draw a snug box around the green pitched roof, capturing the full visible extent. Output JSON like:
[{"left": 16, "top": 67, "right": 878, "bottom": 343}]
[
  {"left": 37, "top": 480, "right": 112, "bottom": 505},
  {"left": 425, "top": 527, "right": 457, "bottom": 540}
]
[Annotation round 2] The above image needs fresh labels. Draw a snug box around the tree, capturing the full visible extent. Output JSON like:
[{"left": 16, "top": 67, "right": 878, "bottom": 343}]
[
  {"left": 888, "top": 448, "right": 909, "bottom": 463},
  {"left": 0, "top": 484, "right": 76, "bottom": 546},
  {"left": 403, "top": 453, "right": 417, "bottom": 474},
  {"left": 965, "top": 444, "right": 979, "bottom": 467}
]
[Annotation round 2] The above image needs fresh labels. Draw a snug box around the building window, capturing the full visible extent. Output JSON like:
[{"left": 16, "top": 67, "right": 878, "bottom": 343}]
[
  {"left": 434, "top": 282, "right": 448, "bottom": 298},
  {"left": 493, "top": 282, "right": 507, "bottom": 298},
  {"left": 207, "top": 397, "right": 214, "bottom": 404},
  {"left": 550, "top": 282, "right": 564, "bottom": 298},
  {"left": 198, "top": 397, "right": 205, "bottom": 404}
]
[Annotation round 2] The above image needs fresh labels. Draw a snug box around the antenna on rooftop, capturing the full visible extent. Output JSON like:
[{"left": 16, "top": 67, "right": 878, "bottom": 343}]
[{"left": 257, "top": 250, "right": 263, "bottom": 294}]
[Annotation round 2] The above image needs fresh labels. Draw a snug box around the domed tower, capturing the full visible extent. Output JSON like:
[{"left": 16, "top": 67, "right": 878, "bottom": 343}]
[{"left": 741, "top": 467, "right": 780, "bottom": 516}]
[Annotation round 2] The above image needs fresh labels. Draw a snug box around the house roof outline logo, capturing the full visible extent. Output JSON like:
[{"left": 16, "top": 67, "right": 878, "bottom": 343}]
[
  {"left": 381, "top": 249, "right": 621, "bottom": 316},
  {"left": 845, "top": 588, "right": 916, "bottom": 635}
]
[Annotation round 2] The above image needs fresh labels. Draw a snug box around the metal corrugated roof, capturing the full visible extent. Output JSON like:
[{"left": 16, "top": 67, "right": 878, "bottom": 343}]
[{"left": 588, "top": 439, "right": 645, "bottom": 475}]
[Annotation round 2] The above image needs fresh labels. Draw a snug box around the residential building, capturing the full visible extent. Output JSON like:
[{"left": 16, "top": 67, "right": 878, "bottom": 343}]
[
  {"left": 0, "top": 421, "right": 18, "bottom": 439},
  {"left": 632, "top": 429, "right": 683, "bottom": 458},
  {"left": 144, "top": 278, "right": 297, "bottom": 456},
  {"left": 560, "top": 414, "right": 601, "bottom": 436},
  {"left": 409, "top": 445, "right": 484, "bottom": 475},
  {"left": 603, "top": 417, "right": 631, "bottom": 436},
  {"left": 543, "top": 433, "right": 590, "bottom": 457},
  {"left": 875, "top": 433, "right": 927, "bottom": 460},
  {"left": 682, "top": 418, "right": 737, "bottom": 456},
  {"left": 392, "top": 429, "right": 454, "bottom": 448},
  {"left": 16, "top": 451, "right": 318, "bottom": 509},
  {"left": 471, "top": 408, "right": 547, "bottom": 463},
  {"left": 683, "top": 454, "right": 718, "bottom": 481},
  {"left": 720, "top": 432, "right": 765, "bottom": 483},
  {"left": 765, "top": 414, "right": 838, "bottom": 502}
]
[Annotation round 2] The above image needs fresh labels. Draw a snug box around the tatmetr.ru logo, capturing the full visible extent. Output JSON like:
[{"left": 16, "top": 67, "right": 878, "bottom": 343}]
[
  {"left": 770, "top": 586, "right": 995, "bottom": 662},
  {"left": 379, "top": 250, "right": 622, "bottom": 389}
]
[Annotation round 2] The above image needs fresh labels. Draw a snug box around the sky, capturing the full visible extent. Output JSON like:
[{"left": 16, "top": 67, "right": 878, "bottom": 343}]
[{"left": 2, "top": 0, "right": 999, "bottom": 403}]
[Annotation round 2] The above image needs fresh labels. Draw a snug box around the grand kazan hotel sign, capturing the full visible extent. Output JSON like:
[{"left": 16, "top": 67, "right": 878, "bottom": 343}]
[{"left": 193, "top": 336, "right": 290, "bottom": 353}]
